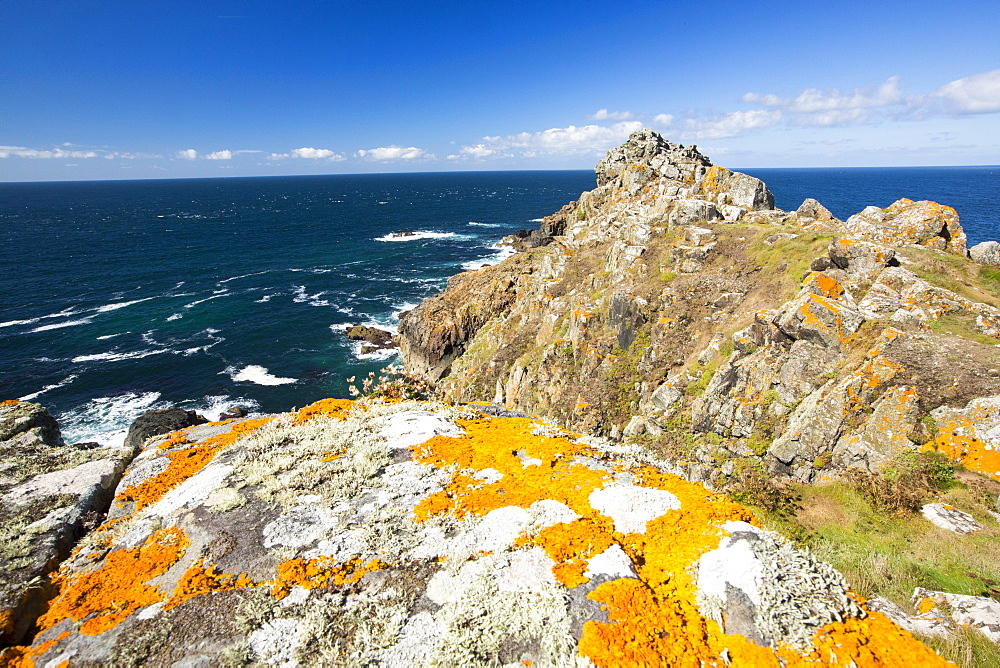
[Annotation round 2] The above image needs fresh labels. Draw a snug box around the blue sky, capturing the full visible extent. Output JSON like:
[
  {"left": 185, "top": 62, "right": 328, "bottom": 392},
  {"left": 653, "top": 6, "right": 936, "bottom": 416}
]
[{"left": 2, "top": 0, "right": 999, "bottom": 181}]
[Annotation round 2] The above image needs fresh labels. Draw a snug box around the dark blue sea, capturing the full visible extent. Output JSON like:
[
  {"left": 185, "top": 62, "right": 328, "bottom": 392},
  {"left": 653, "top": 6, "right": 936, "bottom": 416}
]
[{"left": 1, "top": 166, "right": 997, "bottom": 446}]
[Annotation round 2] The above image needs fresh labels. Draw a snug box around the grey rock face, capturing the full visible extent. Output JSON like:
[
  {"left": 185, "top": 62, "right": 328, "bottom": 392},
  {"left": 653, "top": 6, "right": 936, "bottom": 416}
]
[
  {"left": 0, "top": 400, "right": 134, "bottom": 645},
  {"left": 911, "top": 588, "right": 1000, "bottom": 643},
  {"left": 7, "top": 400, "right": 913, "bottom": 665},
  {"left": 607, "top": 291, "right": 648, "bottom": 350}
]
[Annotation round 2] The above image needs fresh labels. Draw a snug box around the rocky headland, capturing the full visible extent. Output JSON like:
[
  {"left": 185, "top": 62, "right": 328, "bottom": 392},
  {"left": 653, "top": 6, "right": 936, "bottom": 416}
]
[{"left": 3, "top": 130, "right": 1000, "bottom": 666}]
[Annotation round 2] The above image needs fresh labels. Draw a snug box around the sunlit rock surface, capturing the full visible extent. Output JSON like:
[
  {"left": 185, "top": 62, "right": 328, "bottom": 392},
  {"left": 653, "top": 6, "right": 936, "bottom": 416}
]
[{"left": 1, "top": 399, "right": 949, "bottom": 665}]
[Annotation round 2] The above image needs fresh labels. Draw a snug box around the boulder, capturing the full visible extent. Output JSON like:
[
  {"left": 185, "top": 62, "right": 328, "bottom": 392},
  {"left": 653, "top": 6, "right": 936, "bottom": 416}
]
[
  {"left": 698, "top": 165, "right": 775, "bottom": 211},
  {"left": 123, "top": 407, "right": 208, "bottom": 454},
  {"left": 796, "top": 198, "right": 838, "bottom": 223},
  {"left": 912, "top": 588, "right": 1000, "bottom": 643},
  {"left": 970, "top": 240, "right": 1000, "bottom": 266},
  {"left": 827, "top": 237, "right": 897, "bottom": 280},
  {"left": 0, "top": 400, "right": 134, "bottom": 646},
  {"left": 846, "top": 198, "right": 967, "bottom": 256}
]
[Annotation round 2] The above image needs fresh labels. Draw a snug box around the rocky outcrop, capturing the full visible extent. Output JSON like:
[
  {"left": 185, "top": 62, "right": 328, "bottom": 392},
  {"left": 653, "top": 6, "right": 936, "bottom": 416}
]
[
  {"left": 2, "top": 398, "right": 949, "bottom": 665},
  {"left": 123, "top": 407, "right": 207, "bottom": 453},
  {"left": 399, "top": 129, "right": 1000, "bottom": 489},
  {"left": 970, "top": 240, "right": 1000, "bottom": 265},
  {"left": 0, "top": 401, "right": 135, "bottom": 646},
  {"left": 345, "top": 324, "right": 398, "bottom": 354},
  {"left": 399, "top": 250, "right": 544, "bottom": 381}
]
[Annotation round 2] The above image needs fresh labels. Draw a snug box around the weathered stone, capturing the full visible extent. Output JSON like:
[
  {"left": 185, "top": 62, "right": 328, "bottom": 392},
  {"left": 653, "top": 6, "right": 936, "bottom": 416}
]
[
  {"left": 930, "top": 396, "right": 1000, "bottom": 481},
  {"left": 970, "top": 240, "right": 1000, "bottom": 266},
  {"left": 607, "top": 291, "right": 648, "bottom": 350},
  {"left": 773, "top": 273, "right": 864, "bottom": 351},
  {"left": 4, "top": 398, "right": 935, "bottom": 666},
  {"left": 594, "top": 129, "right": 711, "bottom": 189},
  {"left": 865, "top": 595, "right": 954, "bottom": 640},
  {"left": 846, "top": 198, "right": 967, "bottom": 256},
  {"left": 0, "top": 400, "right": 134, "bottom": 646},
  {"left": 796, "top": 198, "right": 838, "bottom": 223},
  {"left": 920, "top": 502, "right": 983, "bottom": 534},
  {"left": 345, "top": 324, "right": 395, "bottom": 347},
  {"left": 698, "top": 165, "right": 775, "bottom": 211},
  {"left": 831, "top": 386, "right": 920, "bottom": 471},
  {"left": 912, "top": 587, "right": 1000, "bottom": 643},
  {"left": 827, "top": 237, "right": 896, "bottom": 279}
]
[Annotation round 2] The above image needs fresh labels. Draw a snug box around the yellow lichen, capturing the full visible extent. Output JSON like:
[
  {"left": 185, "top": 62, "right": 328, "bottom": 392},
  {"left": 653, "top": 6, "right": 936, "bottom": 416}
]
[
  {"left": 118, "top": 417, "right": 273, "bottom": 511},
  {"left": 0, "top": 631, "right": 70, "bottom": 668},
  {"left": 409, "top": 412, "right": 948, "bottom": 666}
]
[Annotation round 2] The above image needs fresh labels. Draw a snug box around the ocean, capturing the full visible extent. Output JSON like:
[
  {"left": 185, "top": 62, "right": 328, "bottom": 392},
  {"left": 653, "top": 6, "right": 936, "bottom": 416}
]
[{"left": 2, "top": 166, "right": 997, "bottom": 447}]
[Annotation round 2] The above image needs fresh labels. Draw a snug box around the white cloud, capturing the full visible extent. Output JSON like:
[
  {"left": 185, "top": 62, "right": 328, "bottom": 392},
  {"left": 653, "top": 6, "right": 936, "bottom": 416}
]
[
  {"left": 586, "top": 109, "right": 635, "bottom": 121},
  {"left": 683, "top": 110, "right": 782, "bottom": 139},
  {"left": 205, "top": 149, "right": 233, "bottom": 160},
  {"left": 932, "top": 69, "right": 1000, "bottom": 113},
  {"left": 0, "top": 145, "right": 100, "bottom": 159},
  {"left": 356, "top": 146, "right": 434, "bottom": 161},
  {"left": 456, "top": 121, "right": 644, "bottom": 159},
  {"left": 743, "top": 76, "right": 904, "bottom": 113},
  {"left": 176, "top": 149, "right": 198, "bottom": 160},
  {"left": 268, "top": 147, "right": 345, "bottom": 161},
  {"left": 652, "top": 113, "right": 674, "bottom": 126},
  {"left": 446, "top": 144, "right": 498, "bottom": 160}
]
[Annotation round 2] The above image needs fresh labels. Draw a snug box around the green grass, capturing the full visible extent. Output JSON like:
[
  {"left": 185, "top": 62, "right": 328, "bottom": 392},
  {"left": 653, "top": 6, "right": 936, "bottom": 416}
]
[
  {"left": 744, "top": 477, "right": 1000, "bottom": 667},
  {"left": 928, "top": 313, "right": 1000, "bottom": 346}
]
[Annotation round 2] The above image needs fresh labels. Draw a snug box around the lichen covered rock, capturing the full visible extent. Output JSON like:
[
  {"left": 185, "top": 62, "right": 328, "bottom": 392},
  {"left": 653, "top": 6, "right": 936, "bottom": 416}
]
[
  {"left": 846, "top": 198, "right": 967, "bottom": 256},
  {"left": 2, "top": 399, "right": 949, "bottom": 666}
]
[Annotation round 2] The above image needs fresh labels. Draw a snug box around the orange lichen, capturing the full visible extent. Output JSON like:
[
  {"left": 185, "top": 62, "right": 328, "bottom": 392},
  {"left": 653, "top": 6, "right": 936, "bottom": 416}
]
[
  {"left": 293, "top": 398, "right": 355, "bottom": 424},
  {"left": 272, "top": 555, "right": 387, "bottom": 599},
  {"left": 156, "top": 431, "right": 191, "bottom": 450},
  {"left": 411, "top": 416, "right": 610, "bottom": 522},
  {"left": 0, "top": 632, "right": 70, "bottom": 668},
  {"left": 164, "top": 558, "right": 256, "bottom": 610},
  {"left": 117, "top": 445, "right": 222, "bottom": 510},
  {"left": 0, "top": 400, "right": 21, "bottom": 406},
  {"left": 410, "top": 412, "right": 947, "bottom": 665},
  {"left": 118, "top": 417, "right": 274, "bottom": 511},
  {"left": 0, "top": 609, "right": 13, "bottom": 639},
  {"left": 929, "top": 411, "right": 1000, "bottom": 481},
  {"left": 203, "top": 416, "right": 273, "bottom": 448},
  {"left": 37, "top": 527, "right": 188, "bottom": 636}
]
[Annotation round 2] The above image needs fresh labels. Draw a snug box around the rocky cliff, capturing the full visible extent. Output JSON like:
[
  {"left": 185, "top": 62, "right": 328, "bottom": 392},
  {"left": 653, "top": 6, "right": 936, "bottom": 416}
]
[{"left": 399, "top": 129, "right": 1000, "bottom": 489}]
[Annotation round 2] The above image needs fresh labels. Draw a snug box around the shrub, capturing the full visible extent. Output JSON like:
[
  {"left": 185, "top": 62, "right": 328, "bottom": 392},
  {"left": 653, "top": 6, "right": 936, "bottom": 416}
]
[
  {"left": 725, "top": 461, "right": 800, "bottom": 517},
  {"left": 846, "top": 450, "right": 956, "bottom": 515},
  {"left": 347, "top": 365, "right": 442, "bottom": 401}
]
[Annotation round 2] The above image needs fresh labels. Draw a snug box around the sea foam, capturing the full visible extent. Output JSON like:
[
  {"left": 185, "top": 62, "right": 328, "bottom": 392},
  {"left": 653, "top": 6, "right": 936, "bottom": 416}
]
[
  {"left": 374, "top": 231, "right": 465, "bottom": 242},
  {"left": 224, "top": 365, "right": 297, "bottom": 386}
]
